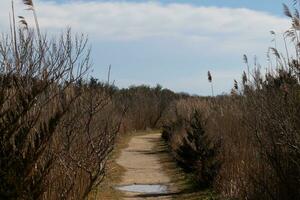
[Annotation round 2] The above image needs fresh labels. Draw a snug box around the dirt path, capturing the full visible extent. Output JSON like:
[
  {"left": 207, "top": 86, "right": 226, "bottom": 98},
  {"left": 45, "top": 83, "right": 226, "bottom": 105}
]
[
  {"left": 115, "top": 133, "right": 175, "bottom": 200},
  {"left": 96, "top": 132, "right": 215, "bottom": 200}
]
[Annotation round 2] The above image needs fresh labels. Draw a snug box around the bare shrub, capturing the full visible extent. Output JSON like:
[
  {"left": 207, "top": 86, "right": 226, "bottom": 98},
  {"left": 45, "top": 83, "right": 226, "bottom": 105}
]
[{"left": 0, "top": 19, "right": 121, "bottom": 200}]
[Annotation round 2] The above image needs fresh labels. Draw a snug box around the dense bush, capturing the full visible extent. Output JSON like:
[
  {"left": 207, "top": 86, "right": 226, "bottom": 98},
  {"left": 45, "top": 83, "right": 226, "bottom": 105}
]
[
  {"left": 162, "top": 99, "right": 221, "bottom": 188},
  {"left": 176, "top": 111, "right": 221, "bottom": 188}
]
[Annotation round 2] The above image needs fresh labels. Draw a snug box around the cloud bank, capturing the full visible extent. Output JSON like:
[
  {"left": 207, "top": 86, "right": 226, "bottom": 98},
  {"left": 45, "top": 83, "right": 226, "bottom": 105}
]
[{"left": 0, "top": 0, "right": 291, "bottom": 94}]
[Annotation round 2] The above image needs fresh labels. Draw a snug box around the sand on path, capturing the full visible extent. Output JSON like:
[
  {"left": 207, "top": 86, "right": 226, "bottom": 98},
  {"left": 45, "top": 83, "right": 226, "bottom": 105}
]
[{"left": 116, "top": 133, "right": 175, "bottom": 200}]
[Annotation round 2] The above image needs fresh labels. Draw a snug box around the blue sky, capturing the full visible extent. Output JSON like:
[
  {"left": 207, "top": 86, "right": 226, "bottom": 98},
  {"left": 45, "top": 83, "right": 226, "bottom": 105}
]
[
  {"left": 0, "top": 0, "right": 293, "bottom": 95},
  {"left": 51, "top": 0, "right": 290, "bottom": 16}
]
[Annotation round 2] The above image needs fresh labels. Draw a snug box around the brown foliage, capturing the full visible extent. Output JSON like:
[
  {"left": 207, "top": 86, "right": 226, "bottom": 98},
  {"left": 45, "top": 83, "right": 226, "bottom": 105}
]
[
  {"left": 162, "top": 2, "right": 300, "bottom": 199},
  {"left": 0, "top": 28, "right": 122, "bottom": 200}
]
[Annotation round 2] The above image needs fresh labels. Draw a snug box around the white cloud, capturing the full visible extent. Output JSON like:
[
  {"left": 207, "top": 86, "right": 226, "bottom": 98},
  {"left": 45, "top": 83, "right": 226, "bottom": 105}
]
[
  {"left": 45, "top": 2, "right": 288, "bottom": 55},
  {"left": 0, "top": 1, "right": 292, "bottom": 94},
  {"left": 1, "top": 1, "right": 289, "bottom": 41}
]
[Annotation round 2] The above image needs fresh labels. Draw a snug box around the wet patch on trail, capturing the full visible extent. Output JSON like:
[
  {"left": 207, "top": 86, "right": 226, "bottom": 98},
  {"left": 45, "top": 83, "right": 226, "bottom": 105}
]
[{"left": 116, "top": 184, "right": 168, "bottom": 194}]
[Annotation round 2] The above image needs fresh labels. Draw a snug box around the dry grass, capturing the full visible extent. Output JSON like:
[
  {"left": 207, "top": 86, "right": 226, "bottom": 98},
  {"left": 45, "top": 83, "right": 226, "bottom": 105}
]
[{"left": 160, "top": 2, "right": 300, "bottom": 200}]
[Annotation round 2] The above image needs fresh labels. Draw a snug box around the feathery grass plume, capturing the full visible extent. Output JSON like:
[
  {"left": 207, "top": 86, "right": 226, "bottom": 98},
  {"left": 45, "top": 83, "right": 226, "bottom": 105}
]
[
  {"left": 242, "top": 71, "right": 248, "bottom": 85},
  {"left": 292, "top": 17, "right": 300, "bottom": 29},
  {"left": 270, "top": 30, "right": 276, "bottom": 45},
  {"left": 285, "top": 29, "right": 296, "bottom": 41},
  {"left": 283, "top": 4, "right": 293, "bottom": 18},
  {"left": 243, "top": 54, "right": 248, "bottom": 64},
  {"left": 269, "top": 31, "right": 281, "bottom": 69},
  {"left": 207, "top": 71, "right": 212, "bottom": 83},
  {"left": 243, "top": 54, "right": 250, "bottom": 79},
  {"left": 270, "top": 30, "right": 276, "bottom": 50},
  {"left": 293, "top": 0, "right": 300, "bottom": 6},
  {"left": 293, "top": 7, "right": 300, "bottom": 16},
  {"left": 23, "top": 0, "right": 33, "bottom": 6},
  {"left": 207, "top": 71, "right": 214, "bottom": 96},
  {"left": 283, "top": 34, "right": 291, "bottom": 65},
  {"left": 234, "top": 80, "right": 238, "bottom": 90},
  {"left": 283, "top": 2, "right": 300, "bottom": 61},
  {"left": 18, "top": 16, "right": 28, "bottom": 30},
  {"left": 22, "top": 0, "right": 41, "bottom": 42},
  {"left": 11, "top": 0, "right": 20, "bottom": 72},
  {"left": 107, "top": 64, "right": 111, "bottom": 84},
  {"left": 270, "top": 47, "right": 281, "bottom": 59}
]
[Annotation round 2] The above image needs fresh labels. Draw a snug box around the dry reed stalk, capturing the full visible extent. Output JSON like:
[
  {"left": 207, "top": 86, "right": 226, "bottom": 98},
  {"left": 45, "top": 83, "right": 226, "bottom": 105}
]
[
  {"left": 22, "top": 0, "right": 41, "bottom": 42},
  {"left": 11, "top": 0, "right": 19, "bottom": 71},
  {"left": 208, "top": 70, "right": 214, "bottom": 96}
]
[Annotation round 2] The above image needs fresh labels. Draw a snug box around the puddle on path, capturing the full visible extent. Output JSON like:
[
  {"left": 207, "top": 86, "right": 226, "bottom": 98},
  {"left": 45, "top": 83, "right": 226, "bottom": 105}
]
[{"left": 116, "top": 184, "right": 168, "bottom": 194}]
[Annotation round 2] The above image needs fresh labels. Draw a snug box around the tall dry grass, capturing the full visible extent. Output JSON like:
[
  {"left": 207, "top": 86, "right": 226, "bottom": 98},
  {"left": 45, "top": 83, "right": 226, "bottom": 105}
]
[{"left": 162, "top": 2, "right": 300, "bottom": 199}]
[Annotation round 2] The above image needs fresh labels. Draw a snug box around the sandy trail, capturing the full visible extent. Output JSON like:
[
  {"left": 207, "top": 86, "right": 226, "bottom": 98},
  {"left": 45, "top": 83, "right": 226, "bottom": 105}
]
[{"left": 116, "top": 133, "right": 174, "bottom": 200}]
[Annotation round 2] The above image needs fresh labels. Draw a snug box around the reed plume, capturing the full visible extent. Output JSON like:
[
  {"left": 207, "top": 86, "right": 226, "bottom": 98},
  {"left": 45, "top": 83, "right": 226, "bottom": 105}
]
[
  {"left": 18, "top": 16, "right": 28, "bottom": 30},
  {"left": 22, "top": 0, "right": 41, "bottom": 42},
  {"left": 234, "top": 79, "right": 238, "bottom": 90},
  {"left": 208, "top": 71, "right": 212, "bottom": 83},
  {"left": 10, "top": 0, "right": 20, "bottom": 72},
  {"left": 107, "top": 64, "right": 112, "bottom": 84},
  {"left": 283, "top": 4, "right": 292, "bottom": 18},
  {"left": 22, "top": 0, "right": 33, "bottom": 7},
  {"left": 207, "top": 71, "right": 214, "bottom": 96},
  {"left": 242, "top": 71, "right": 247, "bottom": 85},
  {"left": 243, "top": 54, "right": 250, "bottom": 79}
]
